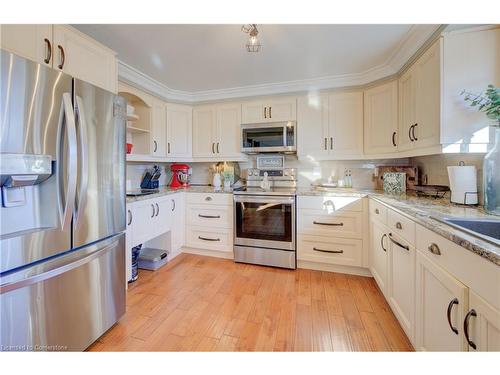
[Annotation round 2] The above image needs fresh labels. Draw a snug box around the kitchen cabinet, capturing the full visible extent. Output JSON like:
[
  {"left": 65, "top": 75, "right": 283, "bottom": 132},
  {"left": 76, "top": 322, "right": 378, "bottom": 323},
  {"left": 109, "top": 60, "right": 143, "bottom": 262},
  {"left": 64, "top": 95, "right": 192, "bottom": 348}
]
[
  {"left": 364, "top": 80, "right": 398, "bottom": 154},
  {"left": 467, "top": 291, "right": 500, "bottom": 351},
  {"left": 0, "top": 24, "right": 53, "bottom": 66},
  {"left": 241, "top": 97, "right": 296, "bottom": 123},
  {"left": 125, "top": 205, "right": 135, "bottom": 283},
  {"left": 297, "top": 91, "right": 363, "bottom": 159},
  {"left": 192, "top": 103, "right": 243, "bottom": 159},
  {"left": 166, "top": 103, "right": 193, "bottom": 158},
  {"left": 1, "top": 24, "right": 117, "bottom": 93},
  {"left": 151, "top": 99, "right": 167, "bottom": 157},
  {"left": 415, "top": 252, "right": 469, "bottom": 351},
  {"left": 398, "top": 39, "right": 441, "bottom": 152},
  {"left": 369, "top": 219, "right": 389, "bottom": 297},
  {"left": 170, "top": 193, "right": 185, "bottom": 254}
]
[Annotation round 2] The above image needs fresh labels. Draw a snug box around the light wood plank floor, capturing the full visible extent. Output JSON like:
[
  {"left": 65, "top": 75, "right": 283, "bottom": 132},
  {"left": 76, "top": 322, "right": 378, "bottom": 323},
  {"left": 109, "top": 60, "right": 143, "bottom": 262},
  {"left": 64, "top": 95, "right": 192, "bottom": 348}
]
[{"left": 87, "top": 253, "right": 413, "bottom": 352}]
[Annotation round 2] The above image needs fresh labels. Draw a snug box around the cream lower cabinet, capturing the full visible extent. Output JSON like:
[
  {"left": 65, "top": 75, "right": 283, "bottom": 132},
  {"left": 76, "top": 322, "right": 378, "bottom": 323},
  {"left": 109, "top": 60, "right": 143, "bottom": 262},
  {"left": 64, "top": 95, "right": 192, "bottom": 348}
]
[
  {"left": 170, "top": 193, "right": 185, "bottom": 255},
  {"left": 467, "top": 291, "right": 500, "bottom": 351},
  {"left": 415, "top": 252, "right": 469, "bottom": 351},
  {"left": 369, "top": 219, "right": 389, "bottom": 296},
  {"left": 166, "top": 103, "right": 192, "bottom": 158}
]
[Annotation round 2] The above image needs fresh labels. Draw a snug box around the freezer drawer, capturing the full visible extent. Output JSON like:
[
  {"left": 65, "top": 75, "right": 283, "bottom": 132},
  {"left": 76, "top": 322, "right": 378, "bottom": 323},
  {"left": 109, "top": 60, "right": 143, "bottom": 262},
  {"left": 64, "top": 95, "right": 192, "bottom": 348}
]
[{"left": 0, "top": 233, "right": 125, "bottom": 351}]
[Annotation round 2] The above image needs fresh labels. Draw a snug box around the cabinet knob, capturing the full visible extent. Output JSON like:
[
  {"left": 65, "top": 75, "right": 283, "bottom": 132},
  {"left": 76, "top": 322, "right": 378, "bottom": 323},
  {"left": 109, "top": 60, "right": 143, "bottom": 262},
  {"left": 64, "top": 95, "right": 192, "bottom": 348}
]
[
  {"left": 392, "top": 131, "right": 397, "bottom": 147},
  {"left": 395, "top": 222, "right": 403, "bottom": 229},
  {"left": 375, "top": 208, "right": 380, "bottom": 214},
  {"left": 428, "top": 243, "right": 441, "bottom": 255},
  {"left": 205, "top": 196, "right": 212, "bottom": 201}
]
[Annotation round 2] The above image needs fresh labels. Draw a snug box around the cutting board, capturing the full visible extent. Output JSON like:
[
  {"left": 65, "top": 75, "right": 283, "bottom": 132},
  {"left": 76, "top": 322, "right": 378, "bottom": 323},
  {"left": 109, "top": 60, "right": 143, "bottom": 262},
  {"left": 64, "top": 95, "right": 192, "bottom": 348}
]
[{"left": 376, "top": 166, "right": 418, "bottom": 191}]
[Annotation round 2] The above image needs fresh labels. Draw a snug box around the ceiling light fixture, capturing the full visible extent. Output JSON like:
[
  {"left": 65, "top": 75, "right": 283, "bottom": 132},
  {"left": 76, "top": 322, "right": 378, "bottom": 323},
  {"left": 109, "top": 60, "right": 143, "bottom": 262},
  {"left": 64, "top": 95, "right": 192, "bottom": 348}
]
[{"left": 241, "top": 24, "right": 261, "bottom": 52}]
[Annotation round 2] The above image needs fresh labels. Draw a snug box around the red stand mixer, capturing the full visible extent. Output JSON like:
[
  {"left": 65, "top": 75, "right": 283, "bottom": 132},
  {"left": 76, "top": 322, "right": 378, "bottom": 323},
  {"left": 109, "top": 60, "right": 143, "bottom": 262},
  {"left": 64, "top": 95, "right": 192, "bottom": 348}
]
[{"left": 169, "top": 164, "right": 192, "bottom": 188}]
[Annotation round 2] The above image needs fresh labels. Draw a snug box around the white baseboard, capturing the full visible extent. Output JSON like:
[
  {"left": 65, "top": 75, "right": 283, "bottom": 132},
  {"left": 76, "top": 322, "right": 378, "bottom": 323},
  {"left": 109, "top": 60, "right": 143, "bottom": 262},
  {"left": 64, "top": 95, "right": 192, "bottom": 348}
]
[
  {"left": 298, "top": 260, "right": 373, "bottom": 277},
  {"left": 181, "top": 247, "right": 234, "bottom": 260}
]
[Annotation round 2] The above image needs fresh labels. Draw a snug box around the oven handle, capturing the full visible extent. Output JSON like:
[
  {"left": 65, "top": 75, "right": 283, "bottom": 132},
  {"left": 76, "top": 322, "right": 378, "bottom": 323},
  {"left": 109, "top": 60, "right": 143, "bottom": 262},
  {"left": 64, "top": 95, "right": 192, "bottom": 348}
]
[{"left": 234, "top": 195, "right": 295, "bottom": 205}]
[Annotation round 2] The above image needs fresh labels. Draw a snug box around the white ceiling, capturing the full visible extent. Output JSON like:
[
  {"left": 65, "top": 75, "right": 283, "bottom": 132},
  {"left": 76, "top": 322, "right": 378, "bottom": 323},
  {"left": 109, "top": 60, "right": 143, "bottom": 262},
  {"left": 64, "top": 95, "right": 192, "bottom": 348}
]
[{"left": 74, "top": 24, "right": 440, "bottom": 100}]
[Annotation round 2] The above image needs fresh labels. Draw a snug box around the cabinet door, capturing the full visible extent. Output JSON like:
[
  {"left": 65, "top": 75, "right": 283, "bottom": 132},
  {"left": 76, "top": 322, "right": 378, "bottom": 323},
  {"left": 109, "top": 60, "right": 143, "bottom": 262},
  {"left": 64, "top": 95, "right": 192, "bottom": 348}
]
[
  {"left": 216, "top": 103, "right": 242, "bottom": 158},
  {"left": 398, "top": 69, "right": 416, "bottom": 151},
  {"left": 415, "top": 252, "right": 469, "bottom": 351},
  {"left": 131, "top": 201, "right": 156, "bottom": 246},
  {"left": 0, "top": 24, "right": 53, "bottom": 66},
  {"left": 170, "top": 193, "right": 185, "bottom": 254},
  {"left": 266, "top": 97, "right": 297, "bottom": 122},
  {"left": 53, "top": 25, "right": 117, "bottom": 93},
  {"left": 167, "top": 103, "right": 193, "bottom": 158},
  {"left": 467, "top": 291, "right": 500, "bottom": 352},
  {"left": 125, "top": 205, "right": 135, "bottom": 283},
  {"left": 388, "top": 233, "right": 416, "bottom": 343},
  {"left": 328, "top": 92, "right": 364, "bottom": 157},
  {"left": 154, "top": 197, "right": 172, "bottom": 238},
  {"left": 370, "top": 220, "right": 389, "bottom": 296},
  {"left": 241, "top": 101, "right": 264, "bottom": 123},
  {"left": 297, "top": 94, "right": 329, "bottom": 159},
  {"left": 151, "top": 99, "right": 167, "bottom": 157},
  {"left": 364, "top": 81, "right": 398, "bottom": 154},
  {"left": 414, "top": 39, "right": 441, "bottom": 149},
  {"left": 192, "top": 106, "right": 217, "bottom": 157}
]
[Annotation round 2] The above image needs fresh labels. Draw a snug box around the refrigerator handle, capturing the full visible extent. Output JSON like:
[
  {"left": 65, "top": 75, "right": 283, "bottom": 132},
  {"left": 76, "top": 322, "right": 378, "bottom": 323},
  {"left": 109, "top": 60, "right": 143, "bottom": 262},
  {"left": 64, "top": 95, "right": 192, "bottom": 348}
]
[
  {"left": 75, "top": 96, "right": 89, "bottom": 226},
  {"left": 56, "top": 92, "right": 78, "bottom": 231}
]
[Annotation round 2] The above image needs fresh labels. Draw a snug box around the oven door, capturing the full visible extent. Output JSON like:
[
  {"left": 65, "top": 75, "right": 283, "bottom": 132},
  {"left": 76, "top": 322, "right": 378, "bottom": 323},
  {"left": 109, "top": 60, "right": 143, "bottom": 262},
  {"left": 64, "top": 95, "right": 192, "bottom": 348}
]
[
  {"left": 234, "top": 195, "right": 295, "bottom": 251},
  {"left": 241, "top": 122, "right": 296, "bottom": 153}
]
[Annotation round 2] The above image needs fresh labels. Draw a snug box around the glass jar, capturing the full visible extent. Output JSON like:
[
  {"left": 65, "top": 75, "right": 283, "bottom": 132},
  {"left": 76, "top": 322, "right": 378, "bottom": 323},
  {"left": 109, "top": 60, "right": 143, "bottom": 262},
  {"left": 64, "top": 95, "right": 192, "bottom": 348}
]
[{"left": 483, "top": 126, "right": 500, "bottom": 215}]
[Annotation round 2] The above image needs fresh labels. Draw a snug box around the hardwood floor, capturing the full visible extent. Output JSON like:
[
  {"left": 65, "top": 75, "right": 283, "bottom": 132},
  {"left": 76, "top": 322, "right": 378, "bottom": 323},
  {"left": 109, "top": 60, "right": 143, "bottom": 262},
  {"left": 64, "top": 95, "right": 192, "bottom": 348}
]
[{"left": 87, "top": 253, "right": 413, "bottom": 352}]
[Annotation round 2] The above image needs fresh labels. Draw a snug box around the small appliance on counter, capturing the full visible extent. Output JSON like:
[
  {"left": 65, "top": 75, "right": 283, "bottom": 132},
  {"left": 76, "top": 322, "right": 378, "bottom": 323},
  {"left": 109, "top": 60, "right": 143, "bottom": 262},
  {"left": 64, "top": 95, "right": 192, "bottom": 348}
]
[
  {"left": 170, "top": 163, "right": 192, "bottom": 188},
  {"left": 447, "top": 162, "right": 478, "bottom": 205},
  {"left": 140, "top": 165, "right": 162, "bottom": 190}
]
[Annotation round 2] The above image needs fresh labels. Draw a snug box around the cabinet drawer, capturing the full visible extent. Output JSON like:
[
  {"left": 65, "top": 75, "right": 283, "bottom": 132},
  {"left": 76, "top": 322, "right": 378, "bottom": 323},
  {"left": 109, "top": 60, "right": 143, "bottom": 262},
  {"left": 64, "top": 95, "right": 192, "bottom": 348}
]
[
  {"left": 298, "top": 196, "right": 364, "bottom": 212},
  {"left": 387, "top": 209, "right": 415, "bottom": 245},
  {"left": 298, "top": 209, "right": 362, "bottom": 239},
  {"left": 186, "top": 225, "right": 232, "bottom": 252},
  {"left": 187, "top": 204, "right": 232, "bottom": 229},
  {"left": 186, "top": 192, "right": 232, "bottom": 206},
  {"left": 369, "top": 198, "right": 388, "bottom": 225},
  {"left": 298, "top": 234, "right": 362, "bottom": 266}
]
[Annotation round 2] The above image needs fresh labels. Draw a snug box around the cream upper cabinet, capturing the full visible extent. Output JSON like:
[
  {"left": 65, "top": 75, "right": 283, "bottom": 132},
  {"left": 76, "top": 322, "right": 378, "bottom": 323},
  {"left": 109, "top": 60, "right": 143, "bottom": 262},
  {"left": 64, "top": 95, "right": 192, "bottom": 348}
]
[
  {"left": 328, "top": 92, "right": 364, "bottom": 157},
  {"left": 193, "top": 105, "right": 217, "bottom": 157},
  {"left": 52, "top": 25, "right": 117, "bottom": 93},
  {"left": 242, "top": 97, "right": 296, "bottom": 123},
  {"left": 415, "top": 252, "right": 469, "bottom": 351},
  {"left": 151, "top": 99, "right": 167, "bottom": 158},
  {"left": 166, "top": 103, "right": 192, "bottom": 158},
  {"left": 467, "top": 291, "right": 500, "bottom": 352},
  {"left": 216, "top": 103, "right": 243, "bottom": 158},
  {"left": 297, "top": 94, "right": 329, "bottom": 159},
  {"left": 0, "top": 24, "right": 53, "bottom": 66},
  {"left": 398, "top": 67, "right": 417, "bottom": 151},
  {"left": 364, "top": 81, "right": 398, "bottom": 154}
]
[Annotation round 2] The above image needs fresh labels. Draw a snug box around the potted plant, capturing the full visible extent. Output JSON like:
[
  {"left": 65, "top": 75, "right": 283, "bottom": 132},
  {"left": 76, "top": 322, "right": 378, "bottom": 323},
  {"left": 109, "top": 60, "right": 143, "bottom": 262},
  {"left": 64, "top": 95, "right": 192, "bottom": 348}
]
[{"left": 462, "top": 85, "right": 500, "bottom": 215}]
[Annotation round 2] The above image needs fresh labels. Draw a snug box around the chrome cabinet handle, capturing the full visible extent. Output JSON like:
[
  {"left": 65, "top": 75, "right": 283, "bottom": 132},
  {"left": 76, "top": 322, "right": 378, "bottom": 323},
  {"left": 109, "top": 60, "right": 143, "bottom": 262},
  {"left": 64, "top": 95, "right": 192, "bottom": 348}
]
[
  {"left": 264, "top": 107, "right": 267, "bottom": 119},
  {"left": 57, "top": 45, "right": 65, "bottom": 69},
  {"left": 199, "top": 214, "right": 220, "bottom": 219},
  {"left": 198, "top": 236, "right": 220, "bottom": 242},
  {"left": 324, "top": 138, "right": 327, "bottom": 150},
  {"left": 171, "top": 199, "right": 175, "bottom": 212},
  {"left": 375, "top": 208, "right": 380, "bottom": 214},
  {"left": 392, "top": 131, "right": 397, "bottom": 147},
  {"left": 464, "top": 309, "right": 477, "bottom": 350},
  {"left": 205, "top": 196, "right": 212, "bottom": 201},
  {"left": 428, "top": 243, "right": 441, "bottom": 256},
  {"left": 217, "top": 142, "right": 220, "bottom": 153},
  {"left": 151, "top": 204, "right": 156, "bottom": 218},
  {"left": 395, "top": 222, "right": 403, "bottom": 230},
  {"left": 44, "top": 38, "right": 52, "bottom": 64},
  {"left": 313, "top": 247, "right": 344, "bottom": 254},
  {"left": 412, "top": 123, "right": 418, "bottom": 141},
  {"left": 269, "top": 106, "right": 272, "bottom": 118},
  {"left": 388, "top": 233, "right": 409, "bottom": 251},
  {"left": 380, "top": 234, "right": 387, "bottom": 252},
  {"left": 447, "top": 298, "right": 459, "bottom": 335},
  {"left": 330, "top": 137, "right": 333, "bottom": 150},
  {"left": 313, "top": 221, "right": 343, "bottom": 226},
  {"left": 155, "top": 203, "right": 159, "bottom": 217},
  {"left": 127, "top": 209, "right": 132, "bottom": 226},
  {"left": 153, "top": 140, "right": 157, "bottom": 153}
]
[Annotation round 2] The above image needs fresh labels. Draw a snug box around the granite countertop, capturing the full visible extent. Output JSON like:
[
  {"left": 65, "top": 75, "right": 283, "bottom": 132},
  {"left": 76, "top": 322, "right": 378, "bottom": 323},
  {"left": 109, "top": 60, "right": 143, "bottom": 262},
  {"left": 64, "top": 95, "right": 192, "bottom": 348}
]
[{"left": 126, "top": 185, "right": 233, "bottom": 203}]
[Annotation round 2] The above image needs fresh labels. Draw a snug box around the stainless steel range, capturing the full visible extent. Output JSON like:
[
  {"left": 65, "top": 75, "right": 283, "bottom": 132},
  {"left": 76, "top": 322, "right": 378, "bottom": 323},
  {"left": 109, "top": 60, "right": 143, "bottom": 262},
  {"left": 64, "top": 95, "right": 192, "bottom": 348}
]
[{"left": 233, "top": 155, "right": 297, "bottom": 269}]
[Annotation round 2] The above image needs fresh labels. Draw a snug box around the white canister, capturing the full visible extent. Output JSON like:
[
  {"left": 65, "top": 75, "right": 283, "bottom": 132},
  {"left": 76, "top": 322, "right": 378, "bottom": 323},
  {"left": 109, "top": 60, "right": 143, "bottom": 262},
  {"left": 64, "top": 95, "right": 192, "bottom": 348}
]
[
  {"left": 212, "top": 172, "right": 222, "bottom": 189},
  {"left": 447, "top": 165, "right": 478, "bottom": 205}
]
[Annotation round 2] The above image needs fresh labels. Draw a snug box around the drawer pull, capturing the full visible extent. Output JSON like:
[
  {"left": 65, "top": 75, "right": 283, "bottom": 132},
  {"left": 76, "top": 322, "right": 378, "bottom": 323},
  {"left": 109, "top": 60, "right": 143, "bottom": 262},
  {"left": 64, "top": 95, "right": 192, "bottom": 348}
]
[
  {"left": 464, "top": 309, "right": 477, "bottom": 350},
  {"left": 205, "top": 196, "right": 213, "bottom": 201},
  {"left": 428, "top": 243, "right": 441, "bottom": 255},
  {"left": 447, "top": 298, "right": 459, "bottom": 335},
  {"left": 199, "top": 214, "right": 221, "bottom": 219},
  {"left": 388, "top": 233, "right": 409, "bottom": 251},
  {"left": 313, "top": 221, "right": 343, "bottom": 226},
  {"left": 127, "top": 209, "right": 132, "bottom": 226},
  {"left": 151, "top": 204, "right": 156, "bottom": 218},
  {"left": 375, "top": 208, "right": 380, "bottom": 214},
  {"left": 395, "top": 222, "right": 403, "bottom": 230},
  {"left": 198, "top": 236, "right": 220, "bottom": 242},
  {"left": 380, "top": 233, "right": 387, "bottom": 252},
  {"left": 155, "top": 203, "right": 159, "bottom": 217},
  {"left": 313, "top": 247, "right": 344, "bottom": 254}
]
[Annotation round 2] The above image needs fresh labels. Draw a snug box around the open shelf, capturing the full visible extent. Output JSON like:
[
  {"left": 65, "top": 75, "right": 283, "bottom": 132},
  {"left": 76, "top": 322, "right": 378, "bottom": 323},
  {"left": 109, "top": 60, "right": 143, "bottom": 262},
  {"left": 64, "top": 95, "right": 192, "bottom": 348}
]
[{"left": 126, "top": 125, "right": 150, "bottom": 134}]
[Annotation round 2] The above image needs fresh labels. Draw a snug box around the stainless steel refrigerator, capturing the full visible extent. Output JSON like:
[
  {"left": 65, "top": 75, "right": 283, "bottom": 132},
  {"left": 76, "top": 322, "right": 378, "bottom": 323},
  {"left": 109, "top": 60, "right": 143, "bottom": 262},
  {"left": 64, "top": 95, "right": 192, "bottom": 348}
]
[{"left": 0, "top": 50, "right": 126, "bottom": 351}]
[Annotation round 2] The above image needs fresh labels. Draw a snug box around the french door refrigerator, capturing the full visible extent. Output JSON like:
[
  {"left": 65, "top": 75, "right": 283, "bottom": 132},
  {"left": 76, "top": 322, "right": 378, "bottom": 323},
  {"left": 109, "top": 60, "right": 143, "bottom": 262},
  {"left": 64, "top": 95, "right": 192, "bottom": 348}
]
[{"left": 0, "top": 50, "right": 126, "bottom": 351}]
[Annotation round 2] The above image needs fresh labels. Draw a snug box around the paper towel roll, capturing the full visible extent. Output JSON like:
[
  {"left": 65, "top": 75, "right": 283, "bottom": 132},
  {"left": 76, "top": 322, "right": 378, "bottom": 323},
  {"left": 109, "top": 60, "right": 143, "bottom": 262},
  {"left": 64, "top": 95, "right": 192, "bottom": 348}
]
[{"left": 447, "top": 166, "right": 478, "bottom": 205}]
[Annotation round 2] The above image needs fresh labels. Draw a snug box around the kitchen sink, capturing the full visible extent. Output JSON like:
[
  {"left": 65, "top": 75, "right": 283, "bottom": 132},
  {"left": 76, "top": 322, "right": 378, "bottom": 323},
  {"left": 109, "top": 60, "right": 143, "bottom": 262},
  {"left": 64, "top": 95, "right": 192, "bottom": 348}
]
[{"left": 441, "top": 218, "right": 500, "bottom": 245}]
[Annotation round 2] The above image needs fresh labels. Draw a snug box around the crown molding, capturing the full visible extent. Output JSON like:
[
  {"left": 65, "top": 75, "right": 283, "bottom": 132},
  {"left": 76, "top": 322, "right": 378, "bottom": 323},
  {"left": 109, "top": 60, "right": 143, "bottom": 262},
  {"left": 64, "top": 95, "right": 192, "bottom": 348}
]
[{"left": 118, "top": 24, "right": 442, "bottom": 104}]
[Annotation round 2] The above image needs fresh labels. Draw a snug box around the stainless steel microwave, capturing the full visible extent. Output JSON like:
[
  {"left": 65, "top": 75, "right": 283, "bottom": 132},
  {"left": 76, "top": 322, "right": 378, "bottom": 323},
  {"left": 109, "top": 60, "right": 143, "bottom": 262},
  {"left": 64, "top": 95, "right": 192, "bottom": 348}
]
[{"left": 241, "top": 121, "right": 297, "bottom": 153}]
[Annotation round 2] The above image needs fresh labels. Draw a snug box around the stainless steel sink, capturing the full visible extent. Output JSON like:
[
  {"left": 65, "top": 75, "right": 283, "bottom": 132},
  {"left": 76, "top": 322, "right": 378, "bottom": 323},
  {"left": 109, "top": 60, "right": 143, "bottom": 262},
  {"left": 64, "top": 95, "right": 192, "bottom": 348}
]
[{"left": 441, "top": 217, "right": 500, "bottom": 245}]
